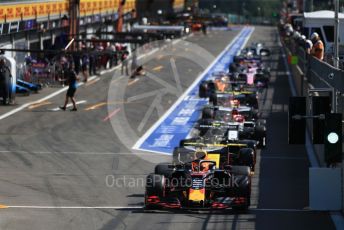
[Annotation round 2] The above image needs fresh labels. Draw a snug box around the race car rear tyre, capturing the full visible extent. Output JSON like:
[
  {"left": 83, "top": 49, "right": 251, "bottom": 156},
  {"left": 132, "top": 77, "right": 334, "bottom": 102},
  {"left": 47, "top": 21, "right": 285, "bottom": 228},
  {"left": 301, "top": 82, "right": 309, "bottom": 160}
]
[
  {"left": 155, "top": 163, "right": 173, "bottom": 177},
  {"left": 230, "top": 166, "right": 251, "bottom": 176},
  {"left": 238, "top": 148, "right": 254, "bottom": 171},
  {"left": 209, "top": 93, "right": 218, "bottom": 105},
  {"left": 255, "top": 126, "right": 266, "bottom": 148},
  {"left": 252, "top": 109, "right": 260, "bottom": 119},
  {"left": 247, "top": 94, "right": 259, "bottom": 110},
  {"left": 229, "top": 63, "right": 238, "bottom": 73},
  {"left": 256, "top": 119, "right": 266, "bottom": 126}
]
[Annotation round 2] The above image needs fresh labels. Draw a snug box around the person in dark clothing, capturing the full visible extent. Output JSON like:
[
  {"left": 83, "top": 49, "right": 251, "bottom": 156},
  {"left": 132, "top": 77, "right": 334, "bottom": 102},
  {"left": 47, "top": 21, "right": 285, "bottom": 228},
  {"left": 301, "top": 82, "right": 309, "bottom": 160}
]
[
  {"left": 73, "top": 54, "right": 81, "bottom": 75},
  {"left": 121, "top": 48, "right": 129, "bottom": 76},
  {"left": 0, "top": 59, "right": 12, "bottom": 105},
  {"left": 59, "top": 64, "right": 79, "bottom": 111},
  {"left": 88, "top": 48, "right": 97, "bottom": 76},
  {"left": 202, "top": 23, "right": 207, "bottom": 35},
  {"left": 81, "top": 53, "right": 89, "bottom": 82}
]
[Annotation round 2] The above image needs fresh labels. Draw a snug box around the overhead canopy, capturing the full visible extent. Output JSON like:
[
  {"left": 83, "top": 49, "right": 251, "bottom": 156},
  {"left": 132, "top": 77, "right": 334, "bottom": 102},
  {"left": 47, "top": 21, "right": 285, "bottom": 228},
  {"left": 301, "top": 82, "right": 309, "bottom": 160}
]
[
  {"left": 132, "top": 25, "right": 184, "bottom": 32},
  {"left": 304, "top": 10, "right": 344, "bottom": 19},
  {"left": 303, "top": 10, "right": 344, "bottom": 27}
]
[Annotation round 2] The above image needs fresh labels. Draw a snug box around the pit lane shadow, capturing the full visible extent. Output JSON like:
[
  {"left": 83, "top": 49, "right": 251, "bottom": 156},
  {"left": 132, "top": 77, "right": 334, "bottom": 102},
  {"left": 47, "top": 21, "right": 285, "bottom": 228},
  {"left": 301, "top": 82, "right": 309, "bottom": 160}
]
[
  {"left": 129, "top": 207, "right": 252, "bottom": 216},
  {"left": 127, "top": 194, "right": 145, "bottom": 198}
]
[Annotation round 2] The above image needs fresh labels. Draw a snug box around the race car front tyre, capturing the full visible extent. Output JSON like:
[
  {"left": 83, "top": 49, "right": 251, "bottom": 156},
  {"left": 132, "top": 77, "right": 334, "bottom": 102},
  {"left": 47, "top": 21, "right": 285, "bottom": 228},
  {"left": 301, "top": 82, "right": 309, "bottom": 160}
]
[
  {"left": 232, "top": 193, "right": 250, "bottom": 211},
  {"left": 146, "top": 173, "right": 165, "bottom": 197},
  {"left": 230, "top": 166, "right": 251, "bottom": 211},
  {"left": 238, "top": 148, "right": 255, "bottom": 171},
  {"left": 255, "top": 126, "right": 266, "bottom": 148}
]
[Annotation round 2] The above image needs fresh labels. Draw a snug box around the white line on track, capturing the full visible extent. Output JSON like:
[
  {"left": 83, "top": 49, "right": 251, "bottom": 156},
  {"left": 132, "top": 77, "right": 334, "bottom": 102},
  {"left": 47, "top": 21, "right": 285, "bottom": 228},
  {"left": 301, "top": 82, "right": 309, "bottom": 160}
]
[
  {"left": 0, "top": 150, "right": 172, "bottom": 156},
  {"left": 49, "top": 100, "right": 87, "bottom": 111}
]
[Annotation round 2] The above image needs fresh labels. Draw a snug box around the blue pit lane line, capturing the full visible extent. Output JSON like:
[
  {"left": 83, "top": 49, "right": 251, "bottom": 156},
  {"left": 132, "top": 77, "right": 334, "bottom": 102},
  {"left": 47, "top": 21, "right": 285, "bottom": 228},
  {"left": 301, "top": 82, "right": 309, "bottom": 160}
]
[{"left": 133, "top": 27, "right": 254, "bottom": 154}]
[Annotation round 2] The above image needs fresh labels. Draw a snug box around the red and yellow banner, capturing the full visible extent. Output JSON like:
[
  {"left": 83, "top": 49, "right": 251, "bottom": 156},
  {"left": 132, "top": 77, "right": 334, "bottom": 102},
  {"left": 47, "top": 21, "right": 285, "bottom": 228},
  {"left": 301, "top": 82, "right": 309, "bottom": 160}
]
[
  {"left": 80, "top": 0, "right": 135, "bottom": 16},
  {"left": 0, "top": 0, "right": 136, "bottom": 22},
  {"left": 0, "top": 1, "right": 68, "bottom": 22}
]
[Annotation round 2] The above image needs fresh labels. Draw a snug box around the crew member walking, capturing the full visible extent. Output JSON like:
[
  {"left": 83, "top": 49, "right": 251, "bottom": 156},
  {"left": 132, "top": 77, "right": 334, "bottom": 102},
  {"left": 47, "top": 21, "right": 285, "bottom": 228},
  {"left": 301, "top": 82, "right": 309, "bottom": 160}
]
[
  {"left": 0, "top": 58, "right": 12, "bottom": 105},
  {"left": 60, "top": 64, "right": 79, "bottom": 111}
]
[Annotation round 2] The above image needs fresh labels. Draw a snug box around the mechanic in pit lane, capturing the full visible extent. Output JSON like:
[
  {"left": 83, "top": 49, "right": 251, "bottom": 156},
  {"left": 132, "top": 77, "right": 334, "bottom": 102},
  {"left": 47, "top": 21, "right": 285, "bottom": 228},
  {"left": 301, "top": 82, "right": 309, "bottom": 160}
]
[{"left": 59, "top": 63, "right": 79, "bottom": 111}]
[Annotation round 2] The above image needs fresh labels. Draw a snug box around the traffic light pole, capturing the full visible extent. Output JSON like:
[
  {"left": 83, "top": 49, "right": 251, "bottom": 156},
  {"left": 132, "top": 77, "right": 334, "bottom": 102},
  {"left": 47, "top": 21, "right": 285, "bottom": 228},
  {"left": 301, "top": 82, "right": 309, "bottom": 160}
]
[{"left": 289, "top": 88, "right": 342, "bottom": 165}]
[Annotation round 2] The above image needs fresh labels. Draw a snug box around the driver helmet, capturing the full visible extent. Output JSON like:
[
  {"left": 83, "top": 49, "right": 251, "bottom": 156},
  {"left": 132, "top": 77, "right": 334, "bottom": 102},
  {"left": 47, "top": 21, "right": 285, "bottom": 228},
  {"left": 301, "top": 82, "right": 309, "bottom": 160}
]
[
  {"left": 231, "top": 108, "right": 239, "bottom": 116},
  {"left": 234, "top": 114, "right": 244, "bottom": 122},
  {"left": 221, "top": 76, "right": 229, "bottom": 82},
  {"left": 200, "top": 161, "right": 210, "bottom": 172},
  {"left": 247, "top": 50, "right": 253, "bottom": 58},
  {"left": 230, "top": 99, "right": 240, "bottom": 107}
]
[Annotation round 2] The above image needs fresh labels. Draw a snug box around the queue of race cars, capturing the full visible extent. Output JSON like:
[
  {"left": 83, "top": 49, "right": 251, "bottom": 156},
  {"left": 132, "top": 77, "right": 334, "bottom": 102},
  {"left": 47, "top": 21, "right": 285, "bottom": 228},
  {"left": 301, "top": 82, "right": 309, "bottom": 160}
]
[{"left": 144, "top": 42, "right": 270, "bottom": 211}]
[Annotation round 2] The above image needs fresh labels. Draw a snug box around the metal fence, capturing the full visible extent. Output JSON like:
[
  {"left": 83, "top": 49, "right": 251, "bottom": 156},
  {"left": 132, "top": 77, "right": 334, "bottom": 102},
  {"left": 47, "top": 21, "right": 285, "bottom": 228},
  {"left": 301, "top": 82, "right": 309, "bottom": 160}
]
[
  {"left": 307, "top": 52, "right": 344, "bottom": 113},
  {"left": 284, "top": 35, "right": 344, "bottom": 113}
]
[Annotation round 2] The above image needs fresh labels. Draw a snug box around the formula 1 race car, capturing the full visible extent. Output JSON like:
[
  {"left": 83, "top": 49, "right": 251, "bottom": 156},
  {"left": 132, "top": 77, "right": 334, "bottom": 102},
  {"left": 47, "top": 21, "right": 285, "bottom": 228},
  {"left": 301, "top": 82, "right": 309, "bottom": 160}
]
[
  {"left": 207, "top": 93, "right": 259, "bottom": 110},
  {"left": 235, "top": 43, "right": 271, "bottom": 61},
  {"left": 199, "top": 74, "right": 267, "bottom": 99},
  {"left": 145, "top": 151, "right": 251, "bottom": 211},
  {"left": 201, "top": 105, "right": 259, "bottom": 121},
  {"left": 196, "top": 119, "right": 266, "bottom": 148},
  {"left": 176, "top": 140, "right": 257, "bottom": 170},
  {"left": 250, "top": 42, "right": 271, "bottom": 57}
]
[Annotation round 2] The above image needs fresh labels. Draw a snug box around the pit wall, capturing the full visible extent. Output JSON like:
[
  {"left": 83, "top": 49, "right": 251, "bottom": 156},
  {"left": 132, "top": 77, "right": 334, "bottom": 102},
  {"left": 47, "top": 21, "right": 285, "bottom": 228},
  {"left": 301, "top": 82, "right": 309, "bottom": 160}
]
[{"left": 281, "top": 32, "right": 344, "bottom": 214}]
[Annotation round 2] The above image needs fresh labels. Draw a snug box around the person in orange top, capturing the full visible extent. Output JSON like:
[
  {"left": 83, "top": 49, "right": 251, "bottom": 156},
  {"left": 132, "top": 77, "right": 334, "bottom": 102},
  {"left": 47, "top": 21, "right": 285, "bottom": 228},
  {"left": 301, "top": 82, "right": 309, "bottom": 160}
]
[{"left": 310, "top": 32, "right": 324, "bottom": 60}]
